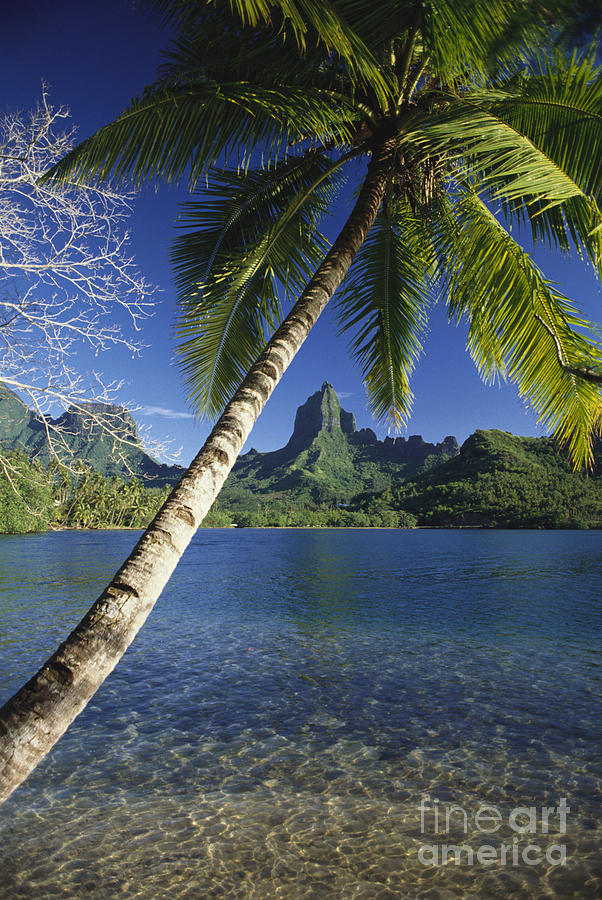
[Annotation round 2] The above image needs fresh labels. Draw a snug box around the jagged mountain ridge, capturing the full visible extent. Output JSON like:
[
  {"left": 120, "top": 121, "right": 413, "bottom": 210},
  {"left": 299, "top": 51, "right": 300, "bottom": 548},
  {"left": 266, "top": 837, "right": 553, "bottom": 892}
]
[
  {"left": 221, "top": 382, "right": 459, "bottom": 504},
  {"left": 0, "top": 384, "right": 183, "bottom": 485},
  {"left": 284, "top": 382, "right": 457, "bottom": 457}
]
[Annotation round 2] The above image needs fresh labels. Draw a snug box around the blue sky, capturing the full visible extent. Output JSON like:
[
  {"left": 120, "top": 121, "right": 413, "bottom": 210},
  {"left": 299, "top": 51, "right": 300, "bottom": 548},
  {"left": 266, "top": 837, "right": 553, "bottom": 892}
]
[{"left": 2, "top": 0, "right": 600, "bottom": 463}]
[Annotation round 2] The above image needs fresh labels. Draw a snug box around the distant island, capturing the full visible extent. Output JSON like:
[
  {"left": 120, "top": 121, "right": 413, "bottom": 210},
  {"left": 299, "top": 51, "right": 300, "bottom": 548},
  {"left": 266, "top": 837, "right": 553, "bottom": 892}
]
[{"left": 0, "top": 382, "right": 600, "bottom": 532}]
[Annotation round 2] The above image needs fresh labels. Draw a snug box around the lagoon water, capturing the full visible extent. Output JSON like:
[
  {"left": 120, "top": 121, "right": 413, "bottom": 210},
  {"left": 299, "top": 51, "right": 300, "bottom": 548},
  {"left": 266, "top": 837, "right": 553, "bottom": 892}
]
[{"left": 0, "top": 528, "right": 600, "bottom": 898}]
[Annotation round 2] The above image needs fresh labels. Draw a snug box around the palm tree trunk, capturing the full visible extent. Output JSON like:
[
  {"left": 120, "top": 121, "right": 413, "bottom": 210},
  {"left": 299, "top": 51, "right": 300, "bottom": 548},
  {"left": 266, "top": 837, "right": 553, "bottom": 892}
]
[{"left": 0, "top": 136, "right": 395, "bottom": 805}]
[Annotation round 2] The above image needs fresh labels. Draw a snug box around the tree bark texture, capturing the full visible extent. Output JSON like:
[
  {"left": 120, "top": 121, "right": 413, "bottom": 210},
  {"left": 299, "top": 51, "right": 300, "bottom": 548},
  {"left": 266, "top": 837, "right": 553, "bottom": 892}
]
[{"left": 0, "top": 137, "right": 396, "bottom": 805}]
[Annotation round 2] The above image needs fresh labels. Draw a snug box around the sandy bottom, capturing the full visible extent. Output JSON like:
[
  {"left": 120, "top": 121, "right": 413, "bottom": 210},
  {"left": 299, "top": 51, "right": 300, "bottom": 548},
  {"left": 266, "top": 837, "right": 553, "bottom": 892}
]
[{"left": 1, "top": 723, "right": 600, "bottom": 899}]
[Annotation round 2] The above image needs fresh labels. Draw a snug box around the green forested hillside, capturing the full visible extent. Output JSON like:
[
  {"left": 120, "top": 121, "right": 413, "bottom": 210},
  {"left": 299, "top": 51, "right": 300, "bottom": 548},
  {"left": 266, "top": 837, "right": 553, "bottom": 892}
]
[
  {"left": 0, "top": 452, "right": 54, "bottom": 533},
  {"left": 0, "top": 383, "right": 182, "bottom": 485},
  {"left": 0, "top": 384, "right": 176, "bottom": 532},
  {"left": 381, "top": 430, "right": 602, "bottom": 528}
]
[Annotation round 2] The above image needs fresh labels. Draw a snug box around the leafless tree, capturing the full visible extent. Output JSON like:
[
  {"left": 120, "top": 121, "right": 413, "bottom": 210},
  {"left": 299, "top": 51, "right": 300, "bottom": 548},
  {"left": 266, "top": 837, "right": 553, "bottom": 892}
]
[{"left": 0, "top": 90, "right": 156, "bottom": 473}]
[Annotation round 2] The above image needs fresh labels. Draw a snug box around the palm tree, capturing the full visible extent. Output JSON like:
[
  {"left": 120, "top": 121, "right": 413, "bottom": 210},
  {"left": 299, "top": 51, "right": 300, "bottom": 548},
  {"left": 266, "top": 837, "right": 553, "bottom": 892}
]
[{"left": 0, "top": 0, "right": 601, "bottom": 804}]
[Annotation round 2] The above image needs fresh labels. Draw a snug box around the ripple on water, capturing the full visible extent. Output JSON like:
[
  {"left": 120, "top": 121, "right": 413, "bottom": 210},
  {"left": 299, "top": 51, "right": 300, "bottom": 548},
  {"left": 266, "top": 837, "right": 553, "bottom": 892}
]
[{"left": 0, "top": 528, "right": 600, "bottom": 898}]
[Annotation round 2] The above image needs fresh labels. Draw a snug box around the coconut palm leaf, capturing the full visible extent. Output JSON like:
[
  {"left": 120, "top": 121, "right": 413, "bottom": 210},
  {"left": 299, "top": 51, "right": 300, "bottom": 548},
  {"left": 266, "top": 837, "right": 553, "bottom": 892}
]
[
  {"left": 172, "top": 151, "right": 336, "bottom": 287},
  {"left": 491, "top": 49, "right": 602, "bottom": 198},
  {"left": 142, "top": 0, "right": 392, "bottom": 104},
  {"left": 175, "top": 152, "right": 350, "bottom": 415},
  {"left": 333, "top": 0, "right": 419, "bottom": 53},
  {"left": 434, "top": 188, "right": 602, "bottom": 468},
  {"left": 408, "top": 97, "right": 595, "bottom": 207},
  {"left": 422, "top": 0, "right": 540, "bottom": 81},
  {"left": 484, "top": 48, "right": 602, "bottom": 267},
  {"left": 404, "top": 68, "right": 602, "bottom": 270},
  {"left": 157, "top": 7, "right": 357, "bottom": 94},
  {"left": 336, "top": 197, "right": 433, "bottom": 426},
  {"left": 45, "top": 79, "right": 356, "bottom": 189}
]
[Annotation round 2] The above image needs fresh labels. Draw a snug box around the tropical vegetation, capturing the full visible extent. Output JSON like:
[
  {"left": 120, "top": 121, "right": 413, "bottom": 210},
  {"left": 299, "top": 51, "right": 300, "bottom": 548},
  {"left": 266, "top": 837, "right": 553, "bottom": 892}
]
[
  {"left": 0, "top": 453, "right": 53, "bottom": 534},
  {"left": 3, "top": 425, "right": 600, "bottom": 534},
  {"left": 1, "top": 0, "right": 601, "bottom": 804},
  {"left": 55, "top": 468, "right": 170, "bottom": 531},
  {"left": 366, "top": 429, "right": 602, "bottom": 529},
  {"left": 0, "top": 456, "right": 170, "bottom": 534}
]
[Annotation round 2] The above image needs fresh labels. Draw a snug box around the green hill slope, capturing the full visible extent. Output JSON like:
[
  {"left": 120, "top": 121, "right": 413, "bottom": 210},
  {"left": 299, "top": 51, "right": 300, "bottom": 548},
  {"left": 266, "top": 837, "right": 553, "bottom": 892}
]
[
  {"left": 219, "top": 382, "right": 459, "bottom": 512},
  {"left": 385, "top": 429, "right": 602, "bottom": 528},
  {"left": 0, "top": 384, "right": 183, "bottom": 486},
  {"left": 0, "top": 451, "right": 53, "bottom": 533}
]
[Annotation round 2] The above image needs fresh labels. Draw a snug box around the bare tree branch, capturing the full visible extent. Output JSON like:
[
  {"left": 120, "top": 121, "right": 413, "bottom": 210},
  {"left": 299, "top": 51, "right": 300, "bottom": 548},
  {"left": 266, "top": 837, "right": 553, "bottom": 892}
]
[{"left": 0, "top": 91, "right": 168, "bottom": 476}]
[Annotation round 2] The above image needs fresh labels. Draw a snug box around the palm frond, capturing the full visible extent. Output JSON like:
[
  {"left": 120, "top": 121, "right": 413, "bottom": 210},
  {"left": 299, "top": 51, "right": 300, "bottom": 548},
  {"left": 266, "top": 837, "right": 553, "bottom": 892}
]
[
  {"left": 44, "top": 79, "right": 355, "bottom": 188},
  {"left": 483, "top": 48, "right": 602, "bottom": 268},
  {"left": 333, "top": 0, "right": 420, "bottom": 54},
  {"left": 224, "top": 0, "right": 393, "bottom": 102},
  {"left": 143, "top": 0, "right": 393, "bottom": 104},
  {"left": 174, "top": 152, "right": 350, "bottom": 415},
  {"left": 336, "top": 197, "right": 433, "bottom": 426},
  {"left": 491, "top": 49, "right": 602, "bottom": 197},
  {"left": 422, "top": 0, "right": 541, "bottom": 83},
  {"left": 404, "top": 64, "right": 602, "bottom": 270},
  {"left": 409, "top": 98, "right": 592, "bottom": 207},
  {"left": 157, "top": 8, "right": 349, "bottom": 94},
  {"left": 433, "top": 188, "right": 602, "bottom": 468}
]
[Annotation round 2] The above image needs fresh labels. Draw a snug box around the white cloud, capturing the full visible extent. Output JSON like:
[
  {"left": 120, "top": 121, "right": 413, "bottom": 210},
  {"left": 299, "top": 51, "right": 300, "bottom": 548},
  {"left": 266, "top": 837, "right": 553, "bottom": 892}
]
[
  {"left": 140, "top": 405, "right": 194, "bottom": 420},
  {"left": 336, "top": 390, "right": 354, "bottom": 399}
]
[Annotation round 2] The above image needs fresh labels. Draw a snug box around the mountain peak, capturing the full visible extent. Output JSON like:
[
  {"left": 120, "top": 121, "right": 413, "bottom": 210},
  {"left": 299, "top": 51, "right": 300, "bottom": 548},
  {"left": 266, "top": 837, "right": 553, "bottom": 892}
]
[
  {"left": 54, "top": 402, "right": 138, "bottom": 443},
  {"left": 228, "top": 384, "right": 462, "bottom": 507},
  {"left": 287, "top": 384, "right": 356, "bottom": 451}
]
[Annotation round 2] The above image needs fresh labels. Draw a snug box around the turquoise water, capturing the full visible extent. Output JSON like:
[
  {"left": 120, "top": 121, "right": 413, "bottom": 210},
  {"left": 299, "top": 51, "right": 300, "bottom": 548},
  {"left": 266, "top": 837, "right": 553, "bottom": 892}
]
[{"left": 0, "top": 528, "right": 600, "bottom": 898}]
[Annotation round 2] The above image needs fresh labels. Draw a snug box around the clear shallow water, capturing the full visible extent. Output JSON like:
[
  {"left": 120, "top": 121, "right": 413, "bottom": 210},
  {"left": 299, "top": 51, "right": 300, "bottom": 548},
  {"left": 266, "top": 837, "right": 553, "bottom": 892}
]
[{"left": 0, "top": 528, "right": 600, "bottom": 899}]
